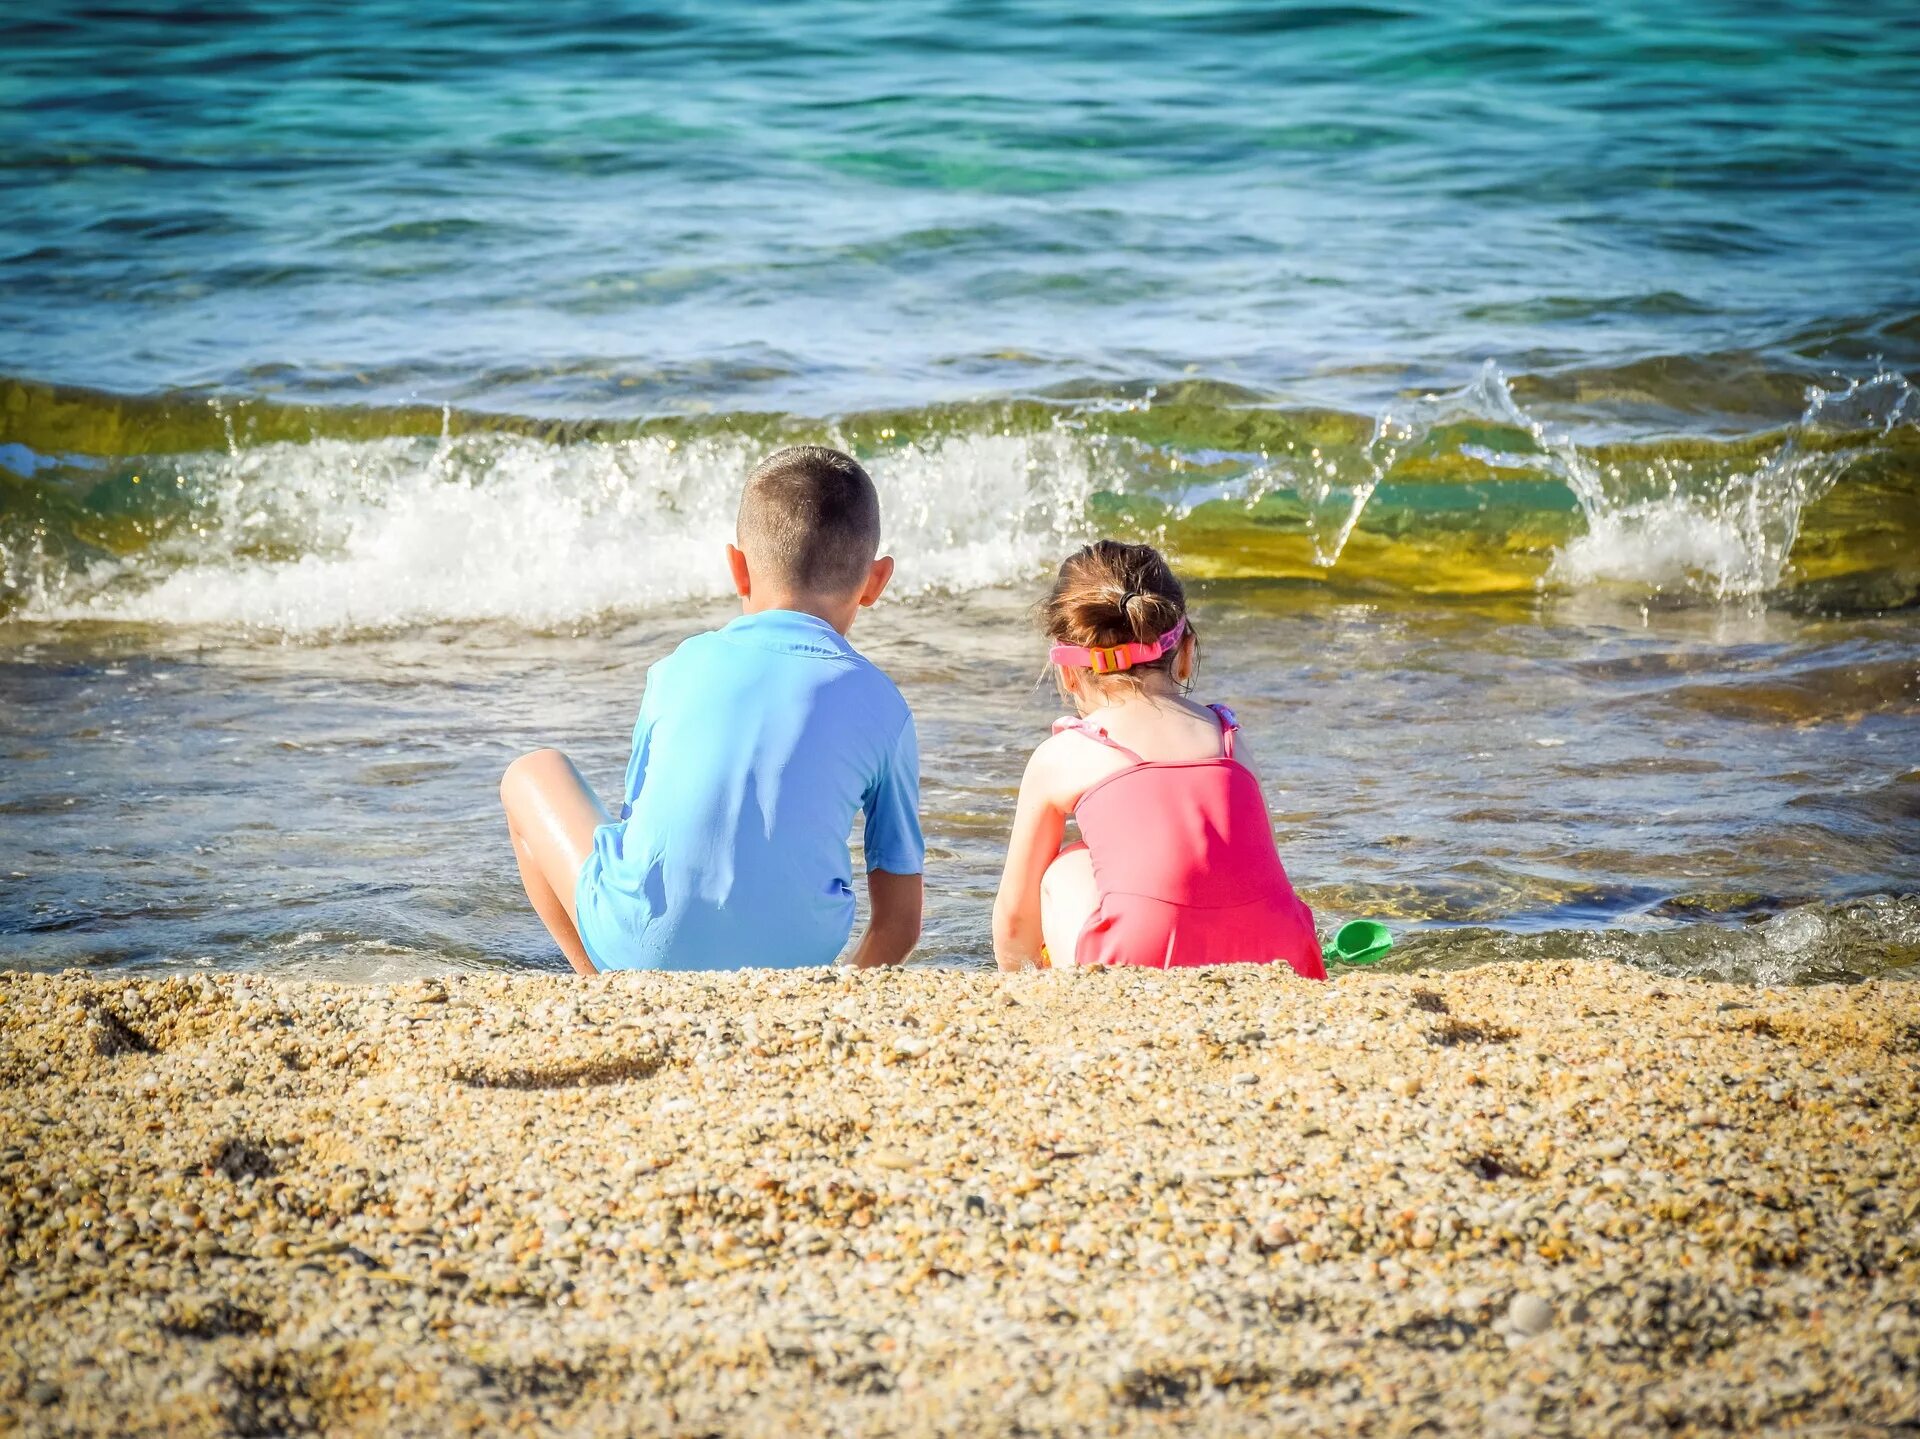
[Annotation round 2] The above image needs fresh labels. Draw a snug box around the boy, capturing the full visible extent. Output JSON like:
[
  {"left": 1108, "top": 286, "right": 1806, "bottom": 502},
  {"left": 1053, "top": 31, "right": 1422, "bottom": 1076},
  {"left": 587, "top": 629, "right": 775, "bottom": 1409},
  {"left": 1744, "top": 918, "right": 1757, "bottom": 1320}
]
[{"left": 500, "top": 445, "right": 924, "bottom": 972}]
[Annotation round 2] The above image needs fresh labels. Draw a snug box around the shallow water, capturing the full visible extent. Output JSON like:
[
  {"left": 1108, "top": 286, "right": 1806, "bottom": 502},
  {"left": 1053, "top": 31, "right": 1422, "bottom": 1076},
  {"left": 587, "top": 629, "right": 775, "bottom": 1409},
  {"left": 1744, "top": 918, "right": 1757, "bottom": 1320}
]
[
  {"left": 2, "top": 1, "right": 1917, "bottom": 982},
  {"left": 3, "top": 585, "right": 1916, "bottom": 983}
]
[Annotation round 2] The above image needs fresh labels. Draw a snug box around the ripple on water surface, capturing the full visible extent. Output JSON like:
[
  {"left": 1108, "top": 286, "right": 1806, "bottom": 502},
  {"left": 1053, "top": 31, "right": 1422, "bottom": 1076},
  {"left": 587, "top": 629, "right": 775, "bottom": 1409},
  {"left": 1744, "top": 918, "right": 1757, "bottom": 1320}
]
[{"left": 2, "top": 3, "right": 1918, "bottom": 407}]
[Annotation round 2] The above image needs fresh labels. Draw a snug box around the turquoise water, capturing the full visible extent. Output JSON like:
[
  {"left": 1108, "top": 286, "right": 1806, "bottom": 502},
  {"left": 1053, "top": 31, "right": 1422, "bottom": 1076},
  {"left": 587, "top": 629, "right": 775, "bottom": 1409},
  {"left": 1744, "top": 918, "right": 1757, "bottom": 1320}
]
[
  {"left": 1, "top": 3, "right": 1917, "bottom": 981},
  {"left": 5, "top": 2, "right": 1918, "bottom": 413}
]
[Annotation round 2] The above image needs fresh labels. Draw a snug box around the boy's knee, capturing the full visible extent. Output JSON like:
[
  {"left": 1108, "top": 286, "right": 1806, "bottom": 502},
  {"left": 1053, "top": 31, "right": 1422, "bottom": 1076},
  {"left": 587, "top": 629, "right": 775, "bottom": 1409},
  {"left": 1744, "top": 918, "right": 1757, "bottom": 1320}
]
[{"left": 501, "top": 747, "right": 568, "bottom": 807}]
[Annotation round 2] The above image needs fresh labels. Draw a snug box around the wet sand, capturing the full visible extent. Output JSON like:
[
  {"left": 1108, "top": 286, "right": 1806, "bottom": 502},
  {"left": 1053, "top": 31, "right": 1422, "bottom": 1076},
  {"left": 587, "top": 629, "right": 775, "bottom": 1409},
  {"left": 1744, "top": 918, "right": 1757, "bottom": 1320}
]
[{"left": 2, "top": 960, "right": 1916, "bottom": 1436}]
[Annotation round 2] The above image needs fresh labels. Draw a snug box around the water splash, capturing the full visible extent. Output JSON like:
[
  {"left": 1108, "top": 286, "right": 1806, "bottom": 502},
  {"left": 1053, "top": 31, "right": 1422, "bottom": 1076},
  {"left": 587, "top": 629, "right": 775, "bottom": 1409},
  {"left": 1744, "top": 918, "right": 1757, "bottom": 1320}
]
[
  {"left": 1218, "top": 405, "right": 1431, "bottom": 567},
  {"left": 1332, "top": 364, "right": 1557, "bottom": 566},
  {"left": 1290, "top": 362, "right": 1916, "bottom": 599},
  {"left": 16, "top": 425, "right": 1108, "bottom": 635},
  {"left": 1551, "top": 370, "right": 1915, "bottom": 600},
  {"left": 1240, "top": 364, "right": 1571, "bottom": 567}
]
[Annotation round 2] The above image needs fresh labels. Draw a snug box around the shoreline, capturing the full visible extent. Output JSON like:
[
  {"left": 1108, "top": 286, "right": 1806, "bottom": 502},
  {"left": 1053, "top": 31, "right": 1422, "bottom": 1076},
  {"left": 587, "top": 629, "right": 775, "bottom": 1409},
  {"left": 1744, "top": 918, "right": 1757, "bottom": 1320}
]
[{"left": 3, "top": 960, "right": 1916, "bottom": 1435}]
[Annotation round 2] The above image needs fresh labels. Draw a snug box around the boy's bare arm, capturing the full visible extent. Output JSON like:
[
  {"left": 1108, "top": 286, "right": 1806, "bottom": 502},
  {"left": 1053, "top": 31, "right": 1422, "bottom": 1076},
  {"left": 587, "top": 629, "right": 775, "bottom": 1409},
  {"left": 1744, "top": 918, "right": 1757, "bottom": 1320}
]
[{"left": 848, "top": 869, "right": 923, "bottom": 967}]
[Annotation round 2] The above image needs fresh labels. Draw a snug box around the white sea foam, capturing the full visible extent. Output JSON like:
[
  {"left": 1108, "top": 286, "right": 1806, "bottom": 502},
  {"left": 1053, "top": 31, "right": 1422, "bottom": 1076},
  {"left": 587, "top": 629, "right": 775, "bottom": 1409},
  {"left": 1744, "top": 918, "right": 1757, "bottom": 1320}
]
[
  {"left": 1552, "top": 492, "right": 1801, "bottom": 597},
  {"left": 27, "top": 426, "right": 1107, "bottom": 634},
  {"left": 1311, "top": 363, "right": 1915, "bottom": 602},
  {"left": 1550, "top": 371, "right": 1913, "bottom": 600}
]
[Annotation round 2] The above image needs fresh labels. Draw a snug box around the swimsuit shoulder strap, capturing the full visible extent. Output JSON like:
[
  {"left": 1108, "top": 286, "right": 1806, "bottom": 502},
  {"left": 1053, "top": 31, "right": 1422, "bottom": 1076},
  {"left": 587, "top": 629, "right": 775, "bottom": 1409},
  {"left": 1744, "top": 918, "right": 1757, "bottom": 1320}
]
[
  {"left": 1207, "top": 703, "right": 1239, "bottom": 759},
  {"left": 1052, "top": 716, "right": 1146, "bottom": 765}
]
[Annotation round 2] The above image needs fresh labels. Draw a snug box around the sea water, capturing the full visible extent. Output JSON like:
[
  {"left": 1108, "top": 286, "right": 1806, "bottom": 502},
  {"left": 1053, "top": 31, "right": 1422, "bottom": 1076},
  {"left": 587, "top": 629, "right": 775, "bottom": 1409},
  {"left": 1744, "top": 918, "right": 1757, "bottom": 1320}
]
[{"left": 2, "top": 2, "right": 1916, "bottom": 980}]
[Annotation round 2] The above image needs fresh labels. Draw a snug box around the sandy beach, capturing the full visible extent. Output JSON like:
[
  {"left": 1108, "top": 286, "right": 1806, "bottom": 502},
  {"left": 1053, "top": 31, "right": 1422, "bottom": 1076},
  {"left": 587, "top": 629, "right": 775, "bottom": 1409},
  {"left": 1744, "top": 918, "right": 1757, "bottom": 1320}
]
[{"left": 2, "top": 959, "right": 1916, "bottom": 1436}]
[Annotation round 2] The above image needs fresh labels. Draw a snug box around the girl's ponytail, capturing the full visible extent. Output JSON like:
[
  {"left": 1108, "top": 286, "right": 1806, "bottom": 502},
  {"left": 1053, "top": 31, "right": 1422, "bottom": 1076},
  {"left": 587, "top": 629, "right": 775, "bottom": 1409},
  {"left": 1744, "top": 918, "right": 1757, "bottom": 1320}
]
[{"left": 1042, "top": 541, "right": 1193, "bottom": 685}]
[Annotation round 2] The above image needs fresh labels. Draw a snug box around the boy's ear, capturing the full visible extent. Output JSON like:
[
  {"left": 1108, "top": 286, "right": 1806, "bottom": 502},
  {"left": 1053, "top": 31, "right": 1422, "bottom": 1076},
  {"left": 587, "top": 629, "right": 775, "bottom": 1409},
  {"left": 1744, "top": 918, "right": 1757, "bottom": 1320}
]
[
  {"left": 725, "top": 543, "right": 752, "bottom": 599},
  {"left": 857, "top": 554, "right": 895, "bottom": 609}
]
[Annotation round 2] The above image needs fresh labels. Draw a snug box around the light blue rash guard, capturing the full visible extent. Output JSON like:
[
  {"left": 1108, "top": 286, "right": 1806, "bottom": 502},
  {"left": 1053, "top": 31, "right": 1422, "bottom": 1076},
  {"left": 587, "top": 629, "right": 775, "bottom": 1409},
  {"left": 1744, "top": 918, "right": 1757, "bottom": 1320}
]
[{"left": 575, "top": 609, "right": 924, "bottom": 970}]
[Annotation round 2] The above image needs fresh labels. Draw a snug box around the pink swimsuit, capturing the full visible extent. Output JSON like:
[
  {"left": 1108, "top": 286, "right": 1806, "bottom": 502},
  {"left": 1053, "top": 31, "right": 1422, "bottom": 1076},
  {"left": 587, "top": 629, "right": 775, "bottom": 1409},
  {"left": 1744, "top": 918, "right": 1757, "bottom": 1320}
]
[{"left": 1056, "top": 705, "right": 1325, "bottom": 977}]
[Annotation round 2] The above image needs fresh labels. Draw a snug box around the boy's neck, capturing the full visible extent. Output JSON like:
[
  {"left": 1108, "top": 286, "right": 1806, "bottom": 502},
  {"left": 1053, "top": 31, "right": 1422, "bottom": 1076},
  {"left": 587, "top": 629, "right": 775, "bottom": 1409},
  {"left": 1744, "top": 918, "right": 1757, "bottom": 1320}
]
[{"left": 741, "top": 591, "right": 861, "bottom": 636}]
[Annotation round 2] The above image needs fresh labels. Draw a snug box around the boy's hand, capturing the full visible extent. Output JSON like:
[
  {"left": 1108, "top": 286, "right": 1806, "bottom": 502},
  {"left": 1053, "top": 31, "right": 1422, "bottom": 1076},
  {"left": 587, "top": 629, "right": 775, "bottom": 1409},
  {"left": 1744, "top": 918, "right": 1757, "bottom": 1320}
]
[{"left": 849, "top": 869, "right": 922, "bottom": 968}]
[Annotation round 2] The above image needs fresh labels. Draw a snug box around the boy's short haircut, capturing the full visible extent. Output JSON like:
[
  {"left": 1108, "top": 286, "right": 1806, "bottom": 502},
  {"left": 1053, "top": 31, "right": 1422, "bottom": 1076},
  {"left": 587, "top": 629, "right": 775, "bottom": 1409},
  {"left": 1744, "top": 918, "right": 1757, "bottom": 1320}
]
[{"left": 737, "top": 445, "right": 882, "bottom": 596}]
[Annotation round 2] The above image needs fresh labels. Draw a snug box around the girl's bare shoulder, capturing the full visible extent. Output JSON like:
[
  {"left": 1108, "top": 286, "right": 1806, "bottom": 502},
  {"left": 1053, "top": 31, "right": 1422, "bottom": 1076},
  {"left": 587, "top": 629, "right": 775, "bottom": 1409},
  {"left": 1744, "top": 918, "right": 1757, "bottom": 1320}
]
[{"left": 1023, "top": 721, "right": 1132, "bottom": 806}]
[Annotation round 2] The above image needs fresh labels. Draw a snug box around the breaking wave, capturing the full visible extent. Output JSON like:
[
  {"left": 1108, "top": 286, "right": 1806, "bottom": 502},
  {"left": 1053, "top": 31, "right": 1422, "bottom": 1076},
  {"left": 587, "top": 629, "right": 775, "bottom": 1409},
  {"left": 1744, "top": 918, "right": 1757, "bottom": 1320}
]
[
  {"left": 3, "top": 426, "right": 1102, "bottom": 632},
  {"left": 1, "top": 364, "right": 1914, "bottom": 635}
]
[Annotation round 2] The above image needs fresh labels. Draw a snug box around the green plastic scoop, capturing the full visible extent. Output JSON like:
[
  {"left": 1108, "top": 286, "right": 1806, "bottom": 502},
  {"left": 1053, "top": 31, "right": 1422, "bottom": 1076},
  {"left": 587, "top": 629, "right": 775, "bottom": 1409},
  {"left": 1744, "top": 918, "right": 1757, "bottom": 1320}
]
[{"left": 1330, "top": 919, "right": 1393, "bottom": 965}]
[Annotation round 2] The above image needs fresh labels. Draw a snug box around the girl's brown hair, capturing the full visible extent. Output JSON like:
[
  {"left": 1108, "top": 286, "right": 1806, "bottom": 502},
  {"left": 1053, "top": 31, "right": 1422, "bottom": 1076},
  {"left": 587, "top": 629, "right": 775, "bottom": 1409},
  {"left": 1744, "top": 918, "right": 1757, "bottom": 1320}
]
[{"left": 1041, "top": 540, "right": 1192, "bottom": 684}]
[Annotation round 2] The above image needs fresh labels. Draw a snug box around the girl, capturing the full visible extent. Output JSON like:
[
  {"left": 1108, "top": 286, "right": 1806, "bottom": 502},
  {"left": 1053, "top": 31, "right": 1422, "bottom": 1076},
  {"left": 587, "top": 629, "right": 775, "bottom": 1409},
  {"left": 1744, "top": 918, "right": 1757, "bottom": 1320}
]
[{"left": 991, "top": 540, "right": 1325, "bottom": 976}]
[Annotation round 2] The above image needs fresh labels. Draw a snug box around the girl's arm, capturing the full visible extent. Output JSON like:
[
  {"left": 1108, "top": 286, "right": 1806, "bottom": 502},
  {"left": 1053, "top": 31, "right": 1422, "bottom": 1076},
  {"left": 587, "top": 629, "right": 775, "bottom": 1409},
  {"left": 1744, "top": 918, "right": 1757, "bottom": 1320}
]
[{"left": 991, "top": 746, "right": 1070, "bottom": 971}]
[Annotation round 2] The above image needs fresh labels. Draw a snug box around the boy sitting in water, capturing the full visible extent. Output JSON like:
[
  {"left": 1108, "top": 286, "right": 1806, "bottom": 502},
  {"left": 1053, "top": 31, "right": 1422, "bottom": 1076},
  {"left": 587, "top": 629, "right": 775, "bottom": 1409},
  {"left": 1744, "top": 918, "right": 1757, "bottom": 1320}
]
[{"left": 500, "top": 445, "right": 924, "bottom": 972}]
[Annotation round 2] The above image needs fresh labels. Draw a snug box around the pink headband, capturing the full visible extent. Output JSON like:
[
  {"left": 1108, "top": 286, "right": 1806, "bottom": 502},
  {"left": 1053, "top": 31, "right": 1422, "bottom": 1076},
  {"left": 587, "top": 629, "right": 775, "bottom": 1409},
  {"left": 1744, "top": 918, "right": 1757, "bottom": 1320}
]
[{"left": 1049, "top": 617, "right": 1188, "bottom": 675}]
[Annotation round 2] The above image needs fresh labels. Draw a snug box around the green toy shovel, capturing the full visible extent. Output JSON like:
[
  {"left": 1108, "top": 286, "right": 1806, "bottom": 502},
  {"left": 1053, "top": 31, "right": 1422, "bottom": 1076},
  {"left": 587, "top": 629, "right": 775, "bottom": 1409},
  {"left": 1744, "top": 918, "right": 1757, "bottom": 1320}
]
[{"left": 1330, "top": 919, "right": 1393, "bottom": 965}]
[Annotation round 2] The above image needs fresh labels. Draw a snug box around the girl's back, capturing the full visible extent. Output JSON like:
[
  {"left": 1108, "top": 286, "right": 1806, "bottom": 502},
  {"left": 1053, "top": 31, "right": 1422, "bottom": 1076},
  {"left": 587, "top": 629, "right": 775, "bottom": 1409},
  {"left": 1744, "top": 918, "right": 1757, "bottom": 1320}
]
[
  {"left": 1054, "top": 703, "right": 1321, "bottom": 973},
  {"left": 992, "top": 540, "right": 1325, "bottom": 977}
]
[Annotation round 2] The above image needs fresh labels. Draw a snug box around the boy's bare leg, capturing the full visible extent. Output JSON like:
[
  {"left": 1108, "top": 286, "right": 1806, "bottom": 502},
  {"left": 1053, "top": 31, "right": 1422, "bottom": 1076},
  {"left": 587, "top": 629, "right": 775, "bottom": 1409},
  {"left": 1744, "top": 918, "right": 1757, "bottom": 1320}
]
[
  {"left": 500, "top": 748, "right": 613, "bottom": 975},
  {"left": 1039, "top": 842, "right": 1097, "bottom": 969}
]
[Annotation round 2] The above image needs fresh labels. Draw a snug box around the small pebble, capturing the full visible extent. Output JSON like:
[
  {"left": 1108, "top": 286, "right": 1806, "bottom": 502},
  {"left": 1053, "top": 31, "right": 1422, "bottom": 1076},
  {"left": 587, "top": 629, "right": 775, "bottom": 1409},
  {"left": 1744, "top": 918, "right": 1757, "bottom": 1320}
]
[{"left": 1508, "top": 1293, "right": 1554, "bottom": 1337}]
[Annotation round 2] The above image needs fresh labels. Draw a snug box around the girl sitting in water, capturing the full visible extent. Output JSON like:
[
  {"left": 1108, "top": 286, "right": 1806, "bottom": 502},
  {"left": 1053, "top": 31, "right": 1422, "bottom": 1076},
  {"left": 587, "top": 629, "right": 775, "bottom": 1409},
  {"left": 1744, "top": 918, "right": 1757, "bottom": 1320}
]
[{"left": 991, "top": 540, "right": 1325, "bottom": 976}]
